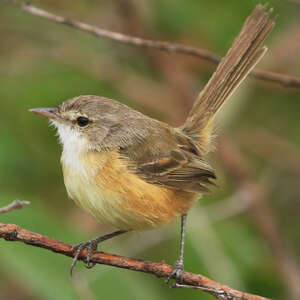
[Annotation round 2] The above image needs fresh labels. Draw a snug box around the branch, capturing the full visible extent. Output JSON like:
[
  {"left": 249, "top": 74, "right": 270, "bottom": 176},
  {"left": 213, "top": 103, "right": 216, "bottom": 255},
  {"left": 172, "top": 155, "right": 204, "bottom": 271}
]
[
  {"left": 0, "top": 223, "right": 270, "bottom": 300},
  {"left": 4, "top": 0, "right": 300, "bottom": 88},
  {"left": 0, "top": 200, "right": 30, "bottom": 215}
]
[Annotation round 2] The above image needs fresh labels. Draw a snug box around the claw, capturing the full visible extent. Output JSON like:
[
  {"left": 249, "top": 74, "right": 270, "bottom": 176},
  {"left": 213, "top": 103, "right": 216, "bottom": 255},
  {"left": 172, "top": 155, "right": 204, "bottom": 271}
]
[
  {"left": 165, "top": 261, "right": 184, "bottom": 285},
  {"left": 69, "top": 230, "right": 128, "bottom": 276},
  {"left": 70, "top": 240, "right": 97, "bottom": 276}
]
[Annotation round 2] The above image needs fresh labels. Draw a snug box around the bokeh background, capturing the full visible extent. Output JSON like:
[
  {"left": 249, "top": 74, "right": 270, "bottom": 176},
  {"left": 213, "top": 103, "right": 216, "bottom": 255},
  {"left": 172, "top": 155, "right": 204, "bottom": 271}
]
[{"left": 1, "top": 1, "right": 300, "bottom": 299}]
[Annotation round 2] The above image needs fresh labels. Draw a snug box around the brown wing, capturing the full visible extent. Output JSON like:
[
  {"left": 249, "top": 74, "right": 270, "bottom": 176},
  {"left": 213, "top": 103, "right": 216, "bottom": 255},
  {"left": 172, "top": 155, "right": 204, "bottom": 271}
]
[
  {"left": 137, "top": 148, "right": 216, "bottom": 193},
  {"left": 119, "top": 126, "right": 216, "bottom": 193}
]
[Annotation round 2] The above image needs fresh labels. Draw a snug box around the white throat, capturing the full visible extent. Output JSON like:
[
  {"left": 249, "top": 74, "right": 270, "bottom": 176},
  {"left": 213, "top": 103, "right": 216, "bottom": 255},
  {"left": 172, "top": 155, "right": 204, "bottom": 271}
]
[{"left": 51, "top": 121, "right": 89, "bottom": 168}]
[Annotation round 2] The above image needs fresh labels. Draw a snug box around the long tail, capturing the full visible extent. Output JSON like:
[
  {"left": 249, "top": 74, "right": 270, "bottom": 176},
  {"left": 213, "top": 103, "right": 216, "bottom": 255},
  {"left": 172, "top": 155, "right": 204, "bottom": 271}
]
[{"left": 182, "top": 5, "right": 275, "bottom": 154}]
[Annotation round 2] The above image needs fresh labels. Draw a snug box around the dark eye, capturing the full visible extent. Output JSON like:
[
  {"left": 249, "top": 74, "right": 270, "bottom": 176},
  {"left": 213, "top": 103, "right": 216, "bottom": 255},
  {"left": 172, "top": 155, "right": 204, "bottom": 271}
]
[{"left": 76, "top": 116, "right": 89, "bottom": 127}]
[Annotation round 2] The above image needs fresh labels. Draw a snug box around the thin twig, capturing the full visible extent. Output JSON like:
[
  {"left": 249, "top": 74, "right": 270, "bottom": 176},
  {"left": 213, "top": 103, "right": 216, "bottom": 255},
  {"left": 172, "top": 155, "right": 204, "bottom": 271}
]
[
  {"left": 0, "top": 200, "right": 30, "bottom": 215},
  {"left": 4, "top": 0, "right": 300, "bottom": 88},
  {"left": 0, "top": 223, "right": 270, "bottom": 300}
]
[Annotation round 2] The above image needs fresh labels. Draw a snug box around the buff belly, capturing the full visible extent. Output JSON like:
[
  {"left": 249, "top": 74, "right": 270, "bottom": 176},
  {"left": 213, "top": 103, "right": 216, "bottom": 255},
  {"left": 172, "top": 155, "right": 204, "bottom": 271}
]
[{"left": 62, "top": 151, "right": 196, "bottom": 230}]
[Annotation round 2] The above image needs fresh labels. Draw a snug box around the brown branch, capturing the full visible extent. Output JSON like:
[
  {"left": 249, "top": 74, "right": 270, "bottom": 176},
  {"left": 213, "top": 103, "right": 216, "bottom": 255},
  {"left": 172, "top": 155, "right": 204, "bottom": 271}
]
[
  {"left": 4, "top": 0, "right": 300, "bottom": 88},
  {"left": 0, "top": 223, "right": 270, "bottom": 300},
  {"left": 0, "top": 200, "right": 30, "bottom": 215}
]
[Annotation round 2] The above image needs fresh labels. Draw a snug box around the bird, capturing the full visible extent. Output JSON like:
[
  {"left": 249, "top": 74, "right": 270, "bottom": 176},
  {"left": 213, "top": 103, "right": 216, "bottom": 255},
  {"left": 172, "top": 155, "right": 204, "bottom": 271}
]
[{"left": 30, "top": 5, "right": 274, "bottom": 286}]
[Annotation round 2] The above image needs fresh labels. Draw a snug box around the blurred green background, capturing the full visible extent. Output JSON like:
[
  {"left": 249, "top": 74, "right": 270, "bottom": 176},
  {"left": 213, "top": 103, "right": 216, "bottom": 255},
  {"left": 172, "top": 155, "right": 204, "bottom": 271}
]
[{"left": 0, "top": 1, "right": 300, "bottom": 299}]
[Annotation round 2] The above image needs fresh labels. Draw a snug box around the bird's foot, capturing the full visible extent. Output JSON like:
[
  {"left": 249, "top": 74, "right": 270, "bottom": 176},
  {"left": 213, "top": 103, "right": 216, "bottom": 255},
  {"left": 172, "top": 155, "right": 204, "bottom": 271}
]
[
  {"left": 70, "top": 238, "right": 99, "bottom": 275},
  {"left": 165, "top": 260, "right": 184, "bottom": 287},
  {"left": 69, "top": 230, "right": 127, "bottom": 275}
]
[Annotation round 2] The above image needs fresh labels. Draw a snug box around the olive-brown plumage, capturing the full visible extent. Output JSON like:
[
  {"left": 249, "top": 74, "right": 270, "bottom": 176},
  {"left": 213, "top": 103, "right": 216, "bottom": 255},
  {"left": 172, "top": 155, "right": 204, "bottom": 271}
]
[{"left": 30, "top": 5, "right": 275, "bottom": 280}]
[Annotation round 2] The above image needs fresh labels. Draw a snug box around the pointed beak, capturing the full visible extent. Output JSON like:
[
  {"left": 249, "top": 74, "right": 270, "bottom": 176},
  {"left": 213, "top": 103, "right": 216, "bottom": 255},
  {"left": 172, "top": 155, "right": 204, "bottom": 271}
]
[{"left": 29, "top": 107, "right": 59, "bottom": 120}]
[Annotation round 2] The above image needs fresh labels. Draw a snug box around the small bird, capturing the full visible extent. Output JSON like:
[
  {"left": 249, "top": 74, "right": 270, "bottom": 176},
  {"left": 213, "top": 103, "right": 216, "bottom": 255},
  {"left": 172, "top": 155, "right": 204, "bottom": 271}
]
[{"left": 30, "top": 6, "right": 274, "bottom": 285}]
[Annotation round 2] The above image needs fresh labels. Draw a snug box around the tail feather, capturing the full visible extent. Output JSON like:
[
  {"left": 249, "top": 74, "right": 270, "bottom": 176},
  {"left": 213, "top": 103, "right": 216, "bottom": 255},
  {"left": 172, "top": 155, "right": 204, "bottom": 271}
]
[{"left": 182, "top": 5, "right": 275, "bottom": 154}]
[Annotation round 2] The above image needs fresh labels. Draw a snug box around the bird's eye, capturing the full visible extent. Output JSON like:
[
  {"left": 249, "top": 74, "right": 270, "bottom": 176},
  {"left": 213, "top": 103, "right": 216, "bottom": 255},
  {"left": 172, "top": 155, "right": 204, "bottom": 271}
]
[{"left": 76, "top": 116, "right": 89, "bottom": 127}]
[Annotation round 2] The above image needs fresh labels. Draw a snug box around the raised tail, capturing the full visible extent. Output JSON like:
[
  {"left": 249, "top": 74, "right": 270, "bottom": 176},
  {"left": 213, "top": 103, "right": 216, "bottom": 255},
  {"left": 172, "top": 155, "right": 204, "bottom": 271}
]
[{"left": 182, "top": 5, "right": 275, "bottom": 154}]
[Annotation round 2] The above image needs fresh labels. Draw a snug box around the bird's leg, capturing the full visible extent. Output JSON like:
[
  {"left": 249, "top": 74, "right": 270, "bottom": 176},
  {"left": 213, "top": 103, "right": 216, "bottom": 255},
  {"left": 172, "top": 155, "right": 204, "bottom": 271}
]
[
  {"left": 70, "top": 230, "right": 128, "bottom": 275},
  {"left": 166, "top": 214, "right": 187, "bottom": 286}
]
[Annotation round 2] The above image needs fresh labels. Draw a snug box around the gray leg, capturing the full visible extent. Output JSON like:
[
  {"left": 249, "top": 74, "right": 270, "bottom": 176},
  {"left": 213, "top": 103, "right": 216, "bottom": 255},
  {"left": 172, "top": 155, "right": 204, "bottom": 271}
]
[
  {"left": 70, "top": 230, "right": 127, "bottom": 275},
  {"left": 178, "top": 213, "right": 187, "bottom": 266},
  {"left": 166, "top": 214, "right": 187, "bottom": 285}
]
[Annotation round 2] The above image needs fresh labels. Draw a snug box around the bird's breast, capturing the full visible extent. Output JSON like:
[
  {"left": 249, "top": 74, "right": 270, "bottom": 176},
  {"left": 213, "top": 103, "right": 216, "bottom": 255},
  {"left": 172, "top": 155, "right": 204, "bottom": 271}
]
[{"left": 61, "top": 150, "right": 196, "bottom": 230}]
